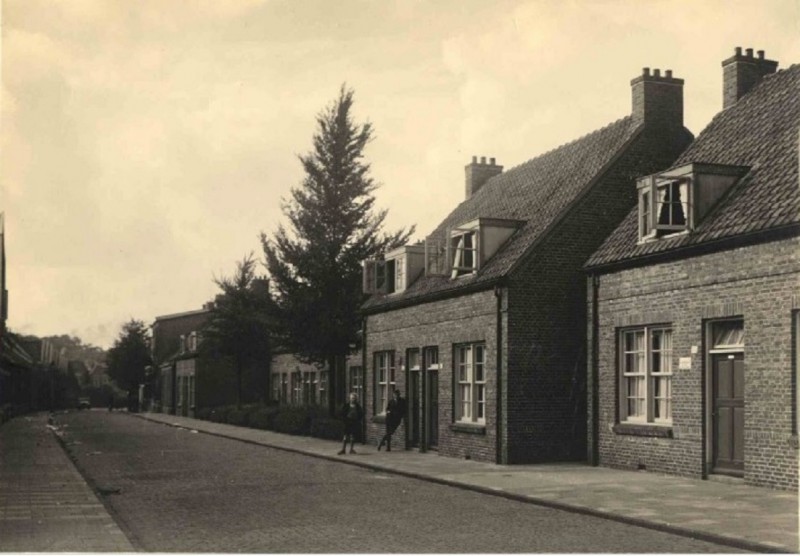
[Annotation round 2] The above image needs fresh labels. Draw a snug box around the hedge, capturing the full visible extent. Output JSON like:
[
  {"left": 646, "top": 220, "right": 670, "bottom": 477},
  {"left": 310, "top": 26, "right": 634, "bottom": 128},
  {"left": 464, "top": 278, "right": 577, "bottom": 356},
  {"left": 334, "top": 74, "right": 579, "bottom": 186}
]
[{"left": 192, "top": 403, "right": 348, "bottom": 441}]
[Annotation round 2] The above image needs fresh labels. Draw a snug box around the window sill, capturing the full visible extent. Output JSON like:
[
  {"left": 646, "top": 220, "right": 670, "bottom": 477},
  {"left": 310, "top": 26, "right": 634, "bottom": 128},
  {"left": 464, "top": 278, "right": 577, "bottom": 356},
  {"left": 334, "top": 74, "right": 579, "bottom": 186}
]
[
  {"left": 450, "top": 422, "right": 486, "bottom": 435},
  {"left": 372, "top": 415, "right": 387, "bottom": 424},
  {"left": 613, "top": 423, "right": 673, "bottom": 438}
]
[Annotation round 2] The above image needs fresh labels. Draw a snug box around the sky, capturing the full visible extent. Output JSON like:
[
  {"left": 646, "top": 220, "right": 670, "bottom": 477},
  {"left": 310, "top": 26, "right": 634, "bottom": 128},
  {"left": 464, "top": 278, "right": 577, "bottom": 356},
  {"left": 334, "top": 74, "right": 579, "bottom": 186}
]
[{"left": 2, "top": 0, "right": 800, "bottom": 349}]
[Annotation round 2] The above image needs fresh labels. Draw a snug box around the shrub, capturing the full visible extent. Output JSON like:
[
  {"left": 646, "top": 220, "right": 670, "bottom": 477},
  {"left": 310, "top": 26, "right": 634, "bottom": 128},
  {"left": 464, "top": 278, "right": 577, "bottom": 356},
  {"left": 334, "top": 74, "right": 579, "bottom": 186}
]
[
  {"left": 226, "top": 407, "right": 250, "bottom": 427},
  {"left": 272, "top": 407, "right": 312, "bottom": 436},
  {"left": 250, "top": 406, "right": 280, "bottom": 430},
  {"left": 310, "top": 416, "right": 344, "bottom": 440},
  {"left": 194, "top": 407, "right": 212, "bottom": 421},
  {"left": 208, "top": 406, "right": 232, "bottom": 423}
]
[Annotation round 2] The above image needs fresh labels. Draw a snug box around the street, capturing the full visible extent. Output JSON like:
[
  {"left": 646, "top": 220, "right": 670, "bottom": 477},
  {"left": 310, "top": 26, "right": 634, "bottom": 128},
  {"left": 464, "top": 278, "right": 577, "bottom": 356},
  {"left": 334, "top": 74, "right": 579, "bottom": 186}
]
[{"left": 53, "top": 411, "right": 742, "bottom": 553}]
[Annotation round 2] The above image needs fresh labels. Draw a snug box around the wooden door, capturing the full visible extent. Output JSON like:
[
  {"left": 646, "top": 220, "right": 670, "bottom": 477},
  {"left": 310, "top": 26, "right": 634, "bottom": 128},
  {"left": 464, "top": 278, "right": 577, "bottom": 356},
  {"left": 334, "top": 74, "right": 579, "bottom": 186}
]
[
  {"left": 409, "top": 371, "right": 421, "bottom": 447},
  {"left": 712, "top": 353, "right": 744, "bottom": 476},
  {"left": 427, "top": 371, "right": 439, "bottom": 448}
]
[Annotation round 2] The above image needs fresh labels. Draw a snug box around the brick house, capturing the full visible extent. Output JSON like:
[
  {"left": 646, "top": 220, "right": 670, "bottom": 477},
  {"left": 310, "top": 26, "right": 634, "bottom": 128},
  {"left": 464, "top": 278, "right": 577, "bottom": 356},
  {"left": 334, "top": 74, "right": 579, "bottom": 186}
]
[
  {"left": 270, "top": 352, "right": 363, "bottom": 409},
  {"left": 152, "top": 304, "right": 265, "bottom": 416},
  {"left": 360, "top": 66, "right": 694, "bottom": 464},
  {"left": 585, "top": 49, "right": 799, "bottom": 489}
]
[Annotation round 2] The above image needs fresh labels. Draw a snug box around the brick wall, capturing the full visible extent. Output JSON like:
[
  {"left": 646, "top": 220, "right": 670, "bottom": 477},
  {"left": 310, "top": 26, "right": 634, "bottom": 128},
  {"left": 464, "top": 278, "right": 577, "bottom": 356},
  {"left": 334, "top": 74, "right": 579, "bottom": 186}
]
[
  {"left": 506, "top": 122, "right": 692, "bottom": 464},
  {"left": 366, "top": 290, "right": 500, "bottom": 462},
  {"left": 590, "top": 236, "right": 800, "bottom": 490}
]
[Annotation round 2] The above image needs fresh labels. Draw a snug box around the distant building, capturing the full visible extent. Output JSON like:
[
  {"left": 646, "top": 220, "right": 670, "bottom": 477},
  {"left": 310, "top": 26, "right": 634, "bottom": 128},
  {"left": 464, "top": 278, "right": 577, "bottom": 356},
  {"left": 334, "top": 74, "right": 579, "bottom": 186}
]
[
  {"left": 151, "top": 303, "right": 265, "bottom": 416},
  {"left": 586, "top": 49, "right": 799, "bottom": 490}
]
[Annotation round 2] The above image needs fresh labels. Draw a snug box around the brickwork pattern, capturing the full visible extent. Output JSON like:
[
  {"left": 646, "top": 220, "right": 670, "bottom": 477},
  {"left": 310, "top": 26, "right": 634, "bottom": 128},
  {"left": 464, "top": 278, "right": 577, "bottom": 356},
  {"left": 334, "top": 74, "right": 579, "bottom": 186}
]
[
  {"left": 590, "top": 236, "right": 800, "bottom": 490},
  {"left": 366, "top": 290, "right": 499, "bottom": 462},
  {"left": 506, "top": 123, "right": 692, "bottom": 464}
]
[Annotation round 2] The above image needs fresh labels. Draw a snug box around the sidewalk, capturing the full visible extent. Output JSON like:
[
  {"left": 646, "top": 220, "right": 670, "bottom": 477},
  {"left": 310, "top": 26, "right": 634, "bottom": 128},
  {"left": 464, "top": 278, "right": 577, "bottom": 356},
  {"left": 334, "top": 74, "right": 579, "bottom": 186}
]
[
  {"left": 139, "top": 411, "right": 799, "bottom": 553},
  {"left": 0, "top": 412, "right": 134, "bottom": 552}
]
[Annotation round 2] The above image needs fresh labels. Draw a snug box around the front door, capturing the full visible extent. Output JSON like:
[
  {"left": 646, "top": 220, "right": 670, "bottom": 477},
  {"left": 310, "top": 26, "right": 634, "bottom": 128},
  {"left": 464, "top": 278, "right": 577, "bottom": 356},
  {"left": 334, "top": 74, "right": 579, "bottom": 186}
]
[
  {"left": 712, "top": 353, "right": 744, "bottom": 476},
  {"left": 426, "top": 370, "right": 439, "bottom": 448},
  {"left": 409, "top": 371, "right": 421, "bottom": 447}
]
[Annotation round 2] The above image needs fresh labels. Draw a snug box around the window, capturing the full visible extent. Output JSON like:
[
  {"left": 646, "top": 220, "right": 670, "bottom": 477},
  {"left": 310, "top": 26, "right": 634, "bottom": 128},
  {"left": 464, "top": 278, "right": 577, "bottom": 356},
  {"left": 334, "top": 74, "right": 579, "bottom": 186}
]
[
  {"left": 638, "top": 176, "right": 692, "bottom": 241},
  {"left": 303, "top": 372, "right": 317, "bottom": 405},
  {"left": 656, "top": 181, "right": 689, "bottom": 230},
  {"left": 454, "top": 343, "right": 486, "bottom": 424},
  {"left": 620, "top": 327, "right": 673, "bottom": 424},
  {"left": 374, "top": 352, "right": 395, "bottom": 415},
  {"left": 349, "top": 366, "right": 363, "bottom": 399},
  {"left": 363, "top": 246, "right": 422, "bottom": 296},
  {"left": 273, "top": 374, "right": 281, "bottom": 402},
  {"left": 319, "top": 371, "right": 327, "bottom": 405},
  {"left": 424, "top": 346, "right": 439, "bottom": 370},
  {"left": 407, "top": 349, "right": 420, "bottom": 371},
  {"left": 451, "top": 231, "right": 477, "bottom": 278},
  {"left": 292, "top": 371, "right": 302, "bottom": 405}
]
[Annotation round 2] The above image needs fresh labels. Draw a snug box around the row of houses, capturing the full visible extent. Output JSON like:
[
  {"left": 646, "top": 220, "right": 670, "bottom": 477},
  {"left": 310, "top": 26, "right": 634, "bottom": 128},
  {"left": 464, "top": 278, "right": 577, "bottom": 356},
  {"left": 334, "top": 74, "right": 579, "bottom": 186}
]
[
  {"left": 356, "top": 48, "right": 798, "bottom": 490},
  {"left": 152, "top": 48, "right": 798, "bottom": 491}
]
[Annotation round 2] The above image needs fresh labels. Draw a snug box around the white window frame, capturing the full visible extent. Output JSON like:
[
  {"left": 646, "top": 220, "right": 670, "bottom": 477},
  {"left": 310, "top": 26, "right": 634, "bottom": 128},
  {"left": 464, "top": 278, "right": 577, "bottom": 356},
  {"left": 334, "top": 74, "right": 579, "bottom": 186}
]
[
  {"left": 450, "top": 229, "right": 479, "bottom": 278},
  {"left": 454, "top": 343, "right": 486, "bottom": 424},
  {"left": 319, "top": 371, "right": 327, "bottom": 405},
  {"left": 619, "top": 326, "right": 673, "bottom": 424},
  {"left": 349, "top": 366, "right": 363, "bottom": 400},
  {"left": 375, "top": 351, "right": 395, "bottom": 415},
  {"left": 637, "top": 175, "right": 693, "bottom": 242}
]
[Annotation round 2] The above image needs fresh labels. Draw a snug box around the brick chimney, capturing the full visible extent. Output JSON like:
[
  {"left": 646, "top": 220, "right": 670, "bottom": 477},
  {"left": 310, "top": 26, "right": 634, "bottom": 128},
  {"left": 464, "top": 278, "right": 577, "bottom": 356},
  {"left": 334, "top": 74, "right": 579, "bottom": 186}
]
[
  {"left": 631, "top": 68, "right": 684, "bottom": 129},
  {"left": 465, "top": 156, "right": 503, "bottom": 199},
  {"left": 722, "top": 47, "right": 778, "bottom": 109}
]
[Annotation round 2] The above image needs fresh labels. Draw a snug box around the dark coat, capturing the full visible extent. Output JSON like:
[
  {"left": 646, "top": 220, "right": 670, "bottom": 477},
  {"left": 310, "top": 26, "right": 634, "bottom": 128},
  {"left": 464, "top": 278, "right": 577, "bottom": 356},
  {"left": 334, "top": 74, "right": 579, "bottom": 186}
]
[
  {"left": 340, "top": 401, "right": 364, "bottom": 425},
  {"left": 385, "top": 396, "right": 406, "bottom": 430}
]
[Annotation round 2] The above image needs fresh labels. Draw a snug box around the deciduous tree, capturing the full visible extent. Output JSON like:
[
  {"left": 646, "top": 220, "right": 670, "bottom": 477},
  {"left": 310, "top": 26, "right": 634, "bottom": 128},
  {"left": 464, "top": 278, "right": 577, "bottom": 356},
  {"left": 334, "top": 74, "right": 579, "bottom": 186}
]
[
  {"left": 202, "top": 254, "right": 273, "bottom": 408},
  {"left": 106, "top": 319, "right": 152, "bottom": 402}
]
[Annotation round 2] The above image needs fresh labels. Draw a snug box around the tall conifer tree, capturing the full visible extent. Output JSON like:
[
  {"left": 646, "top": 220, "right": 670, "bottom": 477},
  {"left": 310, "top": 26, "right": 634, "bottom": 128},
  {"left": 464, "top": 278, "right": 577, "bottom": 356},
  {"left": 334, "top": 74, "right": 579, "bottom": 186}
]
[{"left": 262, "top": 85, "right": 413, "bottom": 413}]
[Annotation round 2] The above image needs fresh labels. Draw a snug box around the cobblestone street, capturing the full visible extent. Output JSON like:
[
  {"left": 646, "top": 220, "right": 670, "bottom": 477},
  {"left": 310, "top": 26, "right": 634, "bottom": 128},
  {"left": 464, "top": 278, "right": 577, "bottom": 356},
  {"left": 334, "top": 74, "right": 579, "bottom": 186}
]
[{"left": 50, "top": 411, "right": 742, "bottom": 553}]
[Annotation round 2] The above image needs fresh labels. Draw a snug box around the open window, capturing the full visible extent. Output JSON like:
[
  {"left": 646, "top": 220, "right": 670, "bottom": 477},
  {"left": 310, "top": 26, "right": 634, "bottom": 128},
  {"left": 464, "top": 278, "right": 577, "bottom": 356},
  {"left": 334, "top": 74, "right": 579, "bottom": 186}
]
[
  {"left": 362, "top": 244, "right": 425, "bottom": 295},
  {"left": 423, "top": 218, "right": 523, "bottom": 279},
  {"left": 637, "top": 163, "right": 749, "bottom": 243}
]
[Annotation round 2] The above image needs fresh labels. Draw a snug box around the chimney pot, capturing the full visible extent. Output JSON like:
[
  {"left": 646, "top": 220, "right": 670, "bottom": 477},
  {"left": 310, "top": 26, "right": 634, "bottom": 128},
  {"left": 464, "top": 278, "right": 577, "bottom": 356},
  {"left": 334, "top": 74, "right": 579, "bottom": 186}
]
[
  {"left": 631, "top": 67, "right": 683, "bottom": 128},
  {"left": 735, "top": 46, "right": 742, "bottom": 55},
  {"left": 665, "top": 70, "right": 672, "bottom": 78},
  {"left": 465, "top": 157, "right": 503, "bottom": 199},
  {"left": 472, "top": 155, "right": 477, "bottom": 163},
  {"left": 722, "top": 46, "right": 779, "bottom": 109},
  {"left": 490, "top": 157, "right": 496, "bottom": 165}
]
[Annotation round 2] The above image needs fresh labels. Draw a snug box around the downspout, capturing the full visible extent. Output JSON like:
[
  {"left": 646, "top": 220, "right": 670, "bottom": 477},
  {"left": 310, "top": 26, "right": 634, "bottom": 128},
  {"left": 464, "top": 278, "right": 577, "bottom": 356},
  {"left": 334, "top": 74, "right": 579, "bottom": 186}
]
[
  {"left": 495, "top": 284, "right": 504, "bottom": 464},
  {"left": 361, "top": 317, "right": 368, "bottom": 443},
  {"left": 590, "top": 273, "right": 600, "bottom": 466}
]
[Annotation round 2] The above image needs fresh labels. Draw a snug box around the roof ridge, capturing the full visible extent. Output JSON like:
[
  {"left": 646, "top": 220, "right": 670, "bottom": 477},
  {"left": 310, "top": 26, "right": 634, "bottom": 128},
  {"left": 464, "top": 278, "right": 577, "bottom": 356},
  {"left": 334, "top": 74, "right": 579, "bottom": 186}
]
[{"left": 496, "top": 115, "right": 636, "bottom": 177}]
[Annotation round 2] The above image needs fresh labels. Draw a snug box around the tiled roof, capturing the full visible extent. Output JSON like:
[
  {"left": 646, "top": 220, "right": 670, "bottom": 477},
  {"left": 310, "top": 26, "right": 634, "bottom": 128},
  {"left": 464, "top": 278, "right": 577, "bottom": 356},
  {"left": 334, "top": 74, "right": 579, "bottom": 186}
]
[
  {"left": 588, "top": 64, "right": 800, "bottom": 268},
  {"left": 364, "top": 115, "right": 642, "bottom": 310}
]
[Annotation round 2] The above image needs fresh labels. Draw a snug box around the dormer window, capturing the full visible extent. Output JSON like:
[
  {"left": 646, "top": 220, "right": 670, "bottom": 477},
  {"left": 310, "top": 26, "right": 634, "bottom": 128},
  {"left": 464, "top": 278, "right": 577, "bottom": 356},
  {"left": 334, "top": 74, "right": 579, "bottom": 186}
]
[
  {"left": 637, "top": 163, "right": 748, "bottom": 243},
  {"left": 363, "top": 244, "right": 424, "bottom": 295},
  {"left": 639, "top": 176, "right": 692, "bottom": 240},
  {"left": 424, "top": 218, "right": 523, "bottom": 278},
  {"left": 450, "top": 229, "right": 477, "bottom": 278}
]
